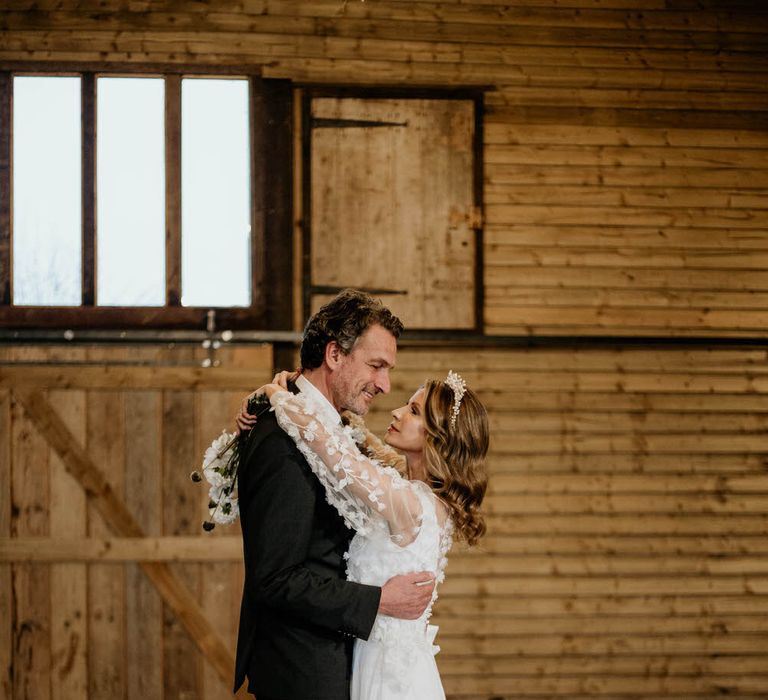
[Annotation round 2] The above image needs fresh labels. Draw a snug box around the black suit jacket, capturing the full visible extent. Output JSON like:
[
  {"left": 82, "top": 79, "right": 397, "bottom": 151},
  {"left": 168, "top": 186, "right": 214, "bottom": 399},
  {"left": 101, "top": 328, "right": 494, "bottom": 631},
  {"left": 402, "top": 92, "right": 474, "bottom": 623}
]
[{"left": 234, "top": 385, "right": 381, "bottom": 699}]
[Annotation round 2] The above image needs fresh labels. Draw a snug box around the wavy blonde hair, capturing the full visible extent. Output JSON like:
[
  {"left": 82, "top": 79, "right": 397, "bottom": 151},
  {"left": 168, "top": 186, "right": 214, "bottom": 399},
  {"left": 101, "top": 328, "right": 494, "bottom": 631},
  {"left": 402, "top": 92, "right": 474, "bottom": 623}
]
[
  {"left": 422, "top": 379, "right": 489, "bottom": 546},
  {"left": 342, "top": 380, "right": 489, "bottom": 545}
]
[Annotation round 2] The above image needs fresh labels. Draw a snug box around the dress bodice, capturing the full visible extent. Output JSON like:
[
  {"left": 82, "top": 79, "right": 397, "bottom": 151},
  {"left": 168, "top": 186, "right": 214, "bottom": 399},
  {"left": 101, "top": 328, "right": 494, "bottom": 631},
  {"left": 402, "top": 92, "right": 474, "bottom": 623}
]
[
  {"left": 346, "top": 482, "right": 453, "bottom": 634},
  {"left": 346, "top": 484, "right": 453, "bottom": 692}
]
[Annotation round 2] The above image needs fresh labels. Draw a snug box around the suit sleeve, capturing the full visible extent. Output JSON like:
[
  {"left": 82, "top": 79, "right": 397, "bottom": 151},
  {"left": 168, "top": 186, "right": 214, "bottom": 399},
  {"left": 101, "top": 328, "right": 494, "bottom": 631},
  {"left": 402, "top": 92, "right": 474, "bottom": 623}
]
[{"left": 240, "top": 430, "right": 381, "bottom": 640}]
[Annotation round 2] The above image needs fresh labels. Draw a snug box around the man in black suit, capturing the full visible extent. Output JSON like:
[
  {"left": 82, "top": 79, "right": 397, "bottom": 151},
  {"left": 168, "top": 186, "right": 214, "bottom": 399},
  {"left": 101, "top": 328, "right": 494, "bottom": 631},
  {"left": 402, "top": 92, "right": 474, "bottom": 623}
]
[{"left": 234, "top": 290, "right": 435, "bottom": 699}]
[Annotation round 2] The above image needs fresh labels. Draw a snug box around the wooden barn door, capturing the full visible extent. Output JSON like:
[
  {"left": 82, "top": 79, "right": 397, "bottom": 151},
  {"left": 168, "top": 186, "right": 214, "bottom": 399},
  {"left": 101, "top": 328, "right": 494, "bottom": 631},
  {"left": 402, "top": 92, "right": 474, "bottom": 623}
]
[
  {"left": 0, "top": 345, "right": 272, "bottom": 699},
  {"left": 303, "top": 92, "right": 482, "bottom": 331}
]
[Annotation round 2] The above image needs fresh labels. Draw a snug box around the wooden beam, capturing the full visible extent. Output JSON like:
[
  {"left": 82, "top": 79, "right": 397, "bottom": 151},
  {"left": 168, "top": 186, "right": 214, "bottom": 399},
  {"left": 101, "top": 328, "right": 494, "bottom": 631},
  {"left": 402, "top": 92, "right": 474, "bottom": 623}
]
[
  {"left": 0, "top": 72, "right": 10, "bottom": 306},
  {"left": 0, "top": 365, "right": 260, "bottom": 390},
  {"left": 0, "top": 536, "right": 242, "bottom": 562},
  {"left": 249, "top": 77, "right": 266, "bottom": 321},
  {"left": 255, "top": 78, "right": 294, "bottom": 330},
  {"left": 165, "top": 74, "right": 181, "bottom": 307},
  {"left": 13, "top": 389, "right": 237, "bottom": 686},
  {"left": 0, "top": 304, "right": 265, "bottom": 329},
  {"left": 81, "top": 72, "right": 96, "bottom": 306}
]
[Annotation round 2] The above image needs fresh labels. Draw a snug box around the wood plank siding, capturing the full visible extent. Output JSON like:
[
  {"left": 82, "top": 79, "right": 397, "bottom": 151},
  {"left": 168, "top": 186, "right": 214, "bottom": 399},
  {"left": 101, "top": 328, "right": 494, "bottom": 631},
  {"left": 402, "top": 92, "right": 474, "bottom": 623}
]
[
  {"left": 1, "top": 1, "right": 766, "bottom": 336},
  {"left": 1, "top": 343, "right": 767, "bottom": 698},
  {"left": 0, "top": 2, "right": 767, "bottom": 699}
]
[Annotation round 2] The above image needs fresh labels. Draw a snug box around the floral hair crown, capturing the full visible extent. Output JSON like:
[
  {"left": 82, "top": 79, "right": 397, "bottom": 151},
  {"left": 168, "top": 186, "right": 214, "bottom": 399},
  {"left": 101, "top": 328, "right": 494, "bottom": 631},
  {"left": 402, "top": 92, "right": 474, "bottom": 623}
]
[{"left": 445, "top": 370, "right": 467, "bottom": 429}]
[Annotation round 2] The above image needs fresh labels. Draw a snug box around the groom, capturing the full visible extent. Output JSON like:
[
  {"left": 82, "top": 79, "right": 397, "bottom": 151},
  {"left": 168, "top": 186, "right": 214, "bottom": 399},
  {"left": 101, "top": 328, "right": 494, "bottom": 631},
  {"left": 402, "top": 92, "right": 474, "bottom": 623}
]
[{"left": 234, "top": 289, "right": 435, "bottom": 699}]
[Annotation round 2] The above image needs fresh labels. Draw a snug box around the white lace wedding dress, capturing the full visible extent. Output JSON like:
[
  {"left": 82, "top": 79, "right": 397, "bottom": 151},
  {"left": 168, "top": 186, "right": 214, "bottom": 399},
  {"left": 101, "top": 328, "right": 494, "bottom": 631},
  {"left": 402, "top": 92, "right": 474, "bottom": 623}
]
[{"left": 271, "top": 389, "right": 453, "bottom": 700}]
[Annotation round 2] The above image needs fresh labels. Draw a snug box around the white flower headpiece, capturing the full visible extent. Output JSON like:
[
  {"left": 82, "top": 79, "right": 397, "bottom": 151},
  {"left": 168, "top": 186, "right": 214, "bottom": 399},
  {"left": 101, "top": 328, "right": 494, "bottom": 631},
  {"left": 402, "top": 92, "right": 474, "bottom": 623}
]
[{"left": 445, "top": 370, "right": 467, "bottom": 429}]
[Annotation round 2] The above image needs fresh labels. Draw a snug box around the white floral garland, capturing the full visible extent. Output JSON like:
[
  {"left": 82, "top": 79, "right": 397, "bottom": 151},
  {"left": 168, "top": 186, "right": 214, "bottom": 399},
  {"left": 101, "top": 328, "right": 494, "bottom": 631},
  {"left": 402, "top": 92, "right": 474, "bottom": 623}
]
[{"left": 194, "top": 430, "right": 239, "bottom": 528}]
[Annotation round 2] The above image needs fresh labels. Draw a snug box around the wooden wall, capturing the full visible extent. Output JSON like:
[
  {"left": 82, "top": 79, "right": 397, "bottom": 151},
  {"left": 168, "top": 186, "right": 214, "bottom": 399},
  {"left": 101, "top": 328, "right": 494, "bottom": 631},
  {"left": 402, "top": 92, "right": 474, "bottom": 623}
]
[
  {"left": 374, "top": 346, "right": 768, "bottom": 700},
  {"left": 2, "top": 343, "right": 767, "bottom": 699},
  {"left": 1, "top": 1, "right": 767, "bottom": 699},
  {"left": 0, "top": 345, "right": 273, "bottom": 700},
  {"left": 1, "top": 0, "right": 767, "bottom": 336}
]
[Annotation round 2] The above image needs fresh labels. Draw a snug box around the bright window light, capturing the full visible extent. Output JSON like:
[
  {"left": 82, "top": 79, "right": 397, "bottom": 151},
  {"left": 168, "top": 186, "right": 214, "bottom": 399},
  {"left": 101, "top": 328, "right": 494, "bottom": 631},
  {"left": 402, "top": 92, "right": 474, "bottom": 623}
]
[
  {"left": 13, "top": 76, "right": 82, "bottom": 306},
  {"left": 97, "top": 77, "right": 166, "bottom": 306},
  {"left": 181, "top": 78, "right": 251, "bottom": 307}
]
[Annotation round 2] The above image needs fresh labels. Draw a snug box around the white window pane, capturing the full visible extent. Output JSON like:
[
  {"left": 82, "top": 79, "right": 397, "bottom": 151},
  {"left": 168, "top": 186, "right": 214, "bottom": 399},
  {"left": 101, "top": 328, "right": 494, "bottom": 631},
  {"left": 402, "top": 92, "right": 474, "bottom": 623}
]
[
  {"left": 13, "top": 76, "right": 81, "bottom": 306},
  {"left": 181, "top": 78, "right": 250, "bottom": 307},
  {"left": 97, "top": 77, "right": 165, "bottom": 306}
]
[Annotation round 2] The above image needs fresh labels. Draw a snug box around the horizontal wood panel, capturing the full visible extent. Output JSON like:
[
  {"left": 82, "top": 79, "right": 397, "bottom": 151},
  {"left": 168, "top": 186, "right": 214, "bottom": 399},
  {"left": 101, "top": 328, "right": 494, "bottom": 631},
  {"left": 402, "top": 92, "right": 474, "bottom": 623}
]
[
  {"left": 436, "top": 634, "right": 768, "bottom": 656},
  {"left": 486, "top": 164, "right": 768, "bottom": 188},
  {"left": 484, "top": 144, "right": 768, "bottom": 168},
  {"left": 0, "top": 536, "right": 242, "bottom": 562},
  {"left": 488, "top": 474, "right": 768, "bottom": 494},
  {"left": 485, "top": 186, "right": 768, "bottom": 210},
  {"left": 483, "top": 514, "right": 768, "bottom": 536},
  {"left": 475, "top": 534, "right": 768, "bottom": 555},
  {"left": 485, "top": 307, "right": 768, "bottom": 333},
  {"left": 441, "top": 674, "right": 768, "bottom": 696},
  {"left": 485, "top": 265, "right": 768, "bottom": 291},
  {"left": 391, "top": 372, "right": 768, "bottom": 394},
  {"left": 485, "top": 205, "right": 768, "bottom": 229},
  {"left": 485, "top": 124, "right": 768, "bottom": 147},
  {"left": 4, "top": 2, "right": 766, "bottom": 34},
  {"left": 4, "top": 10, "right": 768, "bottom": 50},
  {"left": 436, "top": 613, "right": 768, "bottom": 635},
  {"left": 486, "top": 288, "right": 768, "bottom": 311},
  {"left": 434, "top": 594, "right": 768, "bottom": 617},
  {"left": 486, "top": 226, "right": 768, "bottom": 253},
  {"left": 393, "top": 347, "right": 768, "bottom": 372},
  {"left": 437, "top": 654, "right": 768, "bottom": 676},
  {"left": 446, "top": 554, "right": 768, "bottom": 576},
  {"left": 7, "top": 539, "right": 768, "bottom": 576},
  {"left": 0, "top": 364, "right": 269, "bottom": 390},
  {"left": 483, "top": 494, "right": 768, "bottom": 515}
]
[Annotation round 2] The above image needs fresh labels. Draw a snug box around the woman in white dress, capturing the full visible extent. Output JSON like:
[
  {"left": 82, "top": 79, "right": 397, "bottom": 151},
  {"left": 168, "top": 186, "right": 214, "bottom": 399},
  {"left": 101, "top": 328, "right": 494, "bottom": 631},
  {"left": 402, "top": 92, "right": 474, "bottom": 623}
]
[{"left": 240, "top": 370, "right": 489, "bottom": 700}]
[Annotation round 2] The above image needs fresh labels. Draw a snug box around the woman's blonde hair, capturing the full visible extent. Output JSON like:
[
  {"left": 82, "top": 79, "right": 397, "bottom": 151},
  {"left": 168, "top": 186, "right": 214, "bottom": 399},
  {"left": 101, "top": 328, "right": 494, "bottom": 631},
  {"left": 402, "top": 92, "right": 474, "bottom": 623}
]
[{"left": 422, "top": 378, "right": 489, "bottom": 546}]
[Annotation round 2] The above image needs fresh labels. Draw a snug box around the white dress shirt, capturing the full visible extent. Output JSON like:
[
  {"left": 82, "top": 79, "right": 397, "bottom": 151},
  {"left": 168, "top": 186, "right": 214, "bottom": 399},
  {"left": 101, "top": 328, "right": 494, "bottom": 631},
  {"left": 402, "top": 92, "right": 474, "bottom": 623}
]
[{"left": 295, "top": 373, "right": 342, "bottom": 427}]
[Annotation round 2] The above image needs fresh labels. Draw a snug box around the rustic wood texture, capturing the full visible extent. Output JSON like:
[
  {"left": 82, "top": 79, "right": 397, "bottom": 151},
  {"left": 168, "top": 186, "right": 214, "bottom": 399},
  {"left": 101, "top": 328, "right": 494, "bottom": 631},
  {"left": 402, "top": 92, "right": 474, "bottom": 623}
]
[
  {"left": 49, "top": 387, "right": 88, "bottom": 700},
  {"left": 361, "top": 346, "right": 768, "bottom": 699},
  {"left": 309, "top": 96, "right": 477, "bottom": 329},
  {"left": 2, "top": 343, "right": 766, "bottom": 698},
  {"left": 87, "top": 388, "right": 126, "bottom": 697},
  {"left": 1, "top": 0, "right": 765, "bottom": 335},
  {"left": 0, "top": 344, "right": 271, "bottom": 700},
  {"left": 0, "top": 1, "right": 767, "bottom": 698},
  {"left": 124, "top": 389, "right": 164, "bottom": 700},
  {"left": 0, "top": 71, "right": 10, "bottom": 306},
  {"left": 0, "top": 389, "right": 12, "bottom": 700},
  {"left": 165, "top": 74, "right": 182, "bottom": 308}
]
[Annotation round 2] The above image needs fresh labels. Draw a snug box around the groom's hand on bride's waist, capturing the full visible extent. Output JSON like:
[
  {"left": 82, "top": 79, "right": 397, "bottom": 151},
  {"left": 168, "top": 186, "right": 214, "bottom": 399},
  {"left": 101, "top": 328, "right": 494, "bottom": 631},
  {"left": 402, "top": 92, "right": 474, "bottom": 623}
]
[{"left": 378, "top": 571, "right": 436, "bottom": 620}]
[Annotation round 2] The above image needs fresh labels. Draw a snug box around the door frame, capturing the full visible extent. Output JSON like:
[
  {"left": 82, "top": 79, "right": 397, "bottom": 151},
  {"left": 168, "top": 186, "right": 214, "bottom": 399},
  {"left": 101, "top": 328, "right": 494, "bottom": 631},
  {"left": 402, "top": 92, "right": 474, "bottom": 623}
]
[{"left": 299, "top": 85, "right": 485, "bottom": 334}]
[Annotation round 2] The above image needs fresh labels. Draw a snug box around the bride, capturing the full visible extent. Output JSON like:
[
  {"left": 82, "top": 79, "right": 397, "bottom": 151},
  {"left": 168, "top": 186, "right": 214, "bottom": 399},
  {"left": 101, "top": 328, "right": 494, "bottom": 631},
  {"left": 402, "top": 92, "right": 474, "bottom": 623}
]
[{"left": 237, "top": 368, "right": 489, "bottom": 700}]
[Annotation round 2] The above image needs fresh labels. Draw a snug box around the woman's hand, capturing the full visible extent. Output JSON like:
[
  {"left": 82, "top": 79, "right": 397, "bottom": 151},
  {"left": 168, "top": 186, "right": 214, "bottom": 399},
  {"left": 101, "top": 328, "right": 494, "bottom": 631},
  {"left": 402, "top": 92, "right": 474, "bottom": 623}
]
[
  {"left": 235, "top": 391, "right": 259, "bottom": 435},
  {"left": 233, "top": 369, "right": 301, "bottom": 434},
  {"left": 271, "top": 369, "right": 300, "bottom": 389}
]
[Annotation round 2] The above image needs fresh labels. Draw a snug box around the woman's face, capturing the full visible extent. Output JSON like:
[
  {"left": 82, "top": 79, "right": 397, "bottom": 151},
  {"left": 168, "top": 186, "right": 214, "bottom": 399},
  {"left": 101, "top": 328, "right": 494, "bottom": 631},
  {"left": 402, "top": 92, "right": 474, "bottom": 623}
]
[{"left": 385, "top": 388, "right": 426, "bottom": 455}]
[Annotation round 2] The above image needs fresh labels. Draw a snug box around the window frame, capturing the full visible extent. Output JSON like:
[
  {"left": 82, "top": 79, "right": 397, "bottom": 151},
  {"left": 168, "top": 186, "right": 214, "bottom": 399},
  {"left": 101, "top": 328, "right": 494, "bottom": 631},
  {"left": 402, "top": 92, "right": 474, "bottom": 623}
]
[{"left": 0, "top": 63, "right": 294, "bottom": 331}]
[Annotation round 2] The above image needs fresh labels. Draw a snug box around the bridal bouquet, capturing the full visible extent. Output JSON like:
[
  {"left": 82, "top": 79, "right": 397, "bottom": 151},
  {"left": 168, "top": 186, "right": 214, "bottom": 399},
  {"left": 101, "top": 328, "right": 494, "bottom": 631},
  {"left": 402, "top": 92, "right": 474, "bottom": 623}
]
[{"left": 191, "top": 392, "right": 271, "bottom": 530}]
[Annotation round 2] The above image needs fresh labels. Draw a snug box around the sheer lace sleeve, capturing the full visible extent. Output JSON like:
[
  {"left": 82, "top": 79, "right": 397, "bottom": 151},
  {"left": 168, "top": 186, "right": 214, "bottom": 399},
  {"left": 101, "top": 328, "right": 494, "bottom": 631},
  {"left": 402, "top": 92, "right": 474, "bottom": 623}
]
[
  {"left": 271, "top": 390, "right": 423, "bottom": 547},
  {"left": 341, "top": 410, "right": 407, "bottom": 476}
]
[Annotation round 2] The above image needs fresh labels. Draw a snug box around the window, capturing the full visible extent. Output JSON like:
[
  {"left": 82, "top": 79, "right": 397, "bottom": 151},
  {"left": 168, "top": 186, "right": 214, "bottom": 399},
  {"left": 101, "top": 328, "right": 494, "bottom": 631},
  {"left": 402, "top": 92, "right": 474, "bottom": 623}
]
[
  {"left": 0, "top": 68, "right": 293, "bottom": 330},
  {"left": 97, "top": 76, "right": 165, "bottom": 307},
  {"left": 181, "top": 78, "right": 250, "bottom": 308},
  {"left": 13, "top": 76, "right": 82, "bottom": 307}
]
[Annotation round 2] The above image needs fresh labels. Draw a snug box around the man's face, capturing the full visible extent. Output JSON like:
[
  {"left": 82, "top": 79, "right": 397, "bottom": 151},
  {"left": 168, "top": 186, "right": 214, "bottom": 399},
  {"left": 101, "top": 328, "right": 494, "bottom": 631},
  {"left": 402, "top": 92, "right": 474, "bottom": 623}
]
[{"left": 329, "top": 324, "right": 397, "bottom": 415}]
